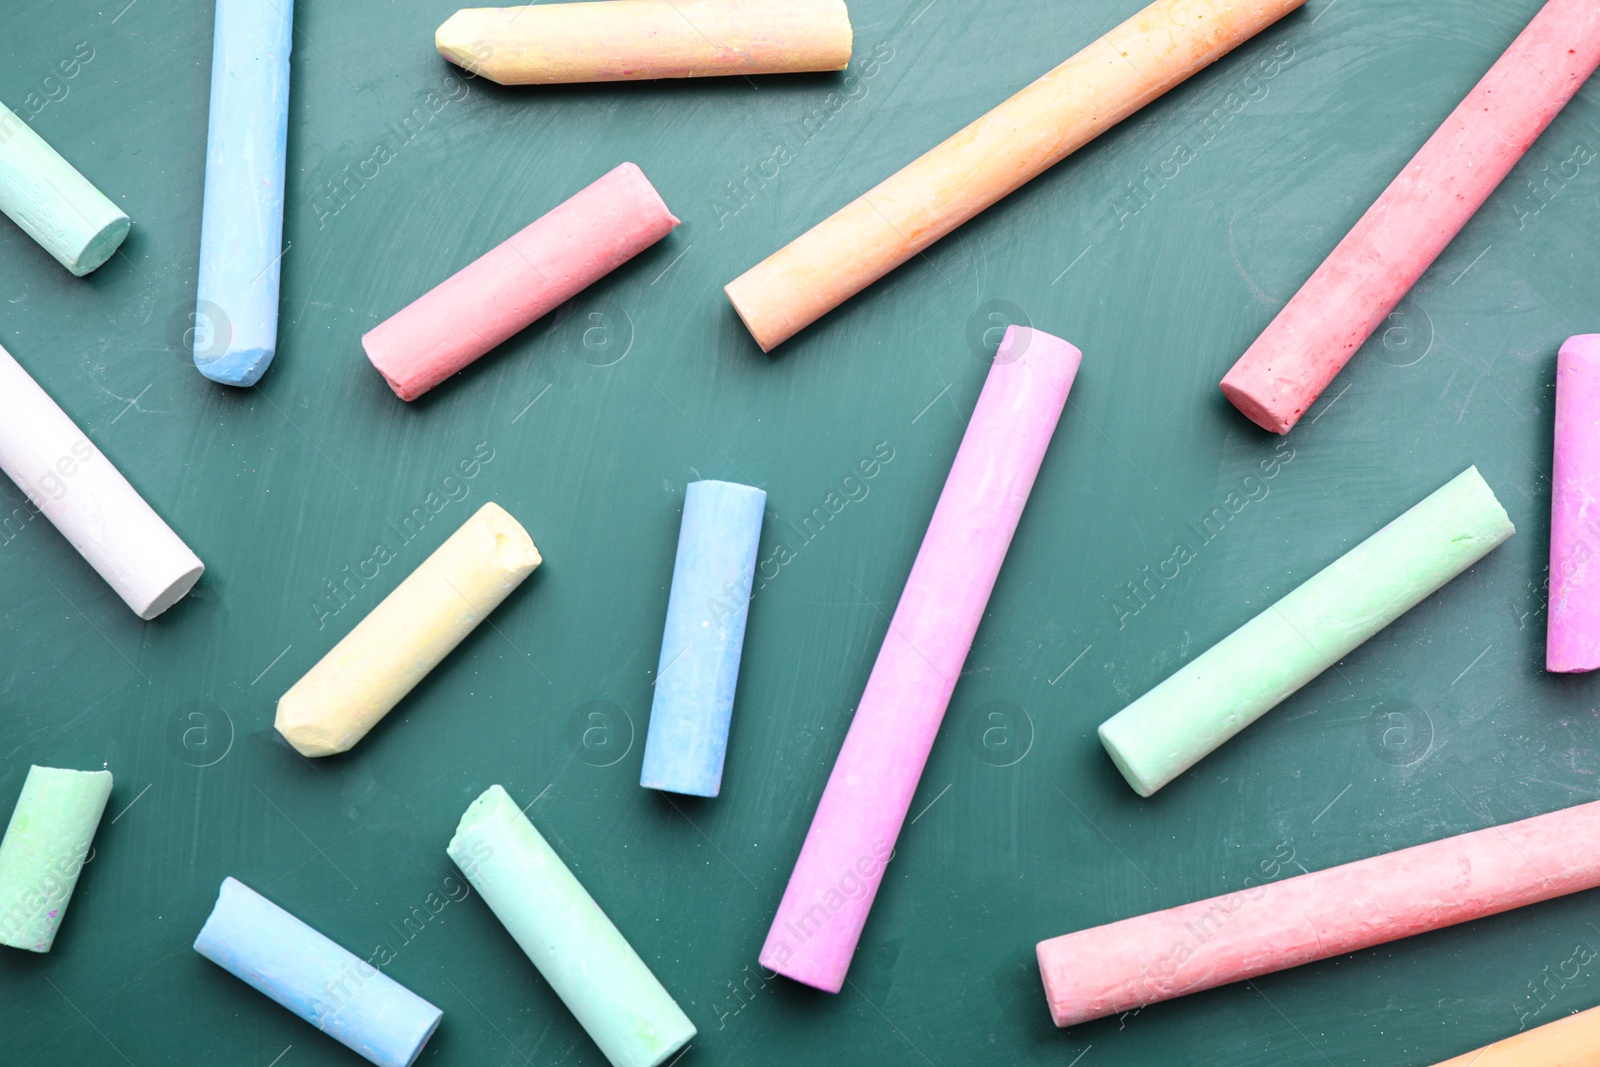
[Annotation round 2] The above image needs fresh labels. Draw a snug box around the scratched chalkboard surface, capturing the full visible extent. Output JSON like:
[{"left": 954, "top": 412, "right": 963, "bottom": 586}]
[{"left": 2, "top": 1, "right": 1598, "bottom": 1064}]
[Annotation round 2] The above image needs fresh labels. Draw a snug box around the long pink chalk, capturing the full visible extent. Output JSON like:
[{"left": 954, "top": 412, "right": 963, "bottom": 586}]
[
  {"left": 1220, "top": 0, "right": 1600, "bottom": 434},
  {"left": 1549, "top": 334, "right": 1600, "bottom": 672},
  {"left": 363, "top": 162, "right": 679, "bottom": 401},
  {"left": 760, "top": 326, "right": 1081, "bottom": 992},
  {"left": 1037, "top": 799, "right": 1600, "bottom": 1027}
]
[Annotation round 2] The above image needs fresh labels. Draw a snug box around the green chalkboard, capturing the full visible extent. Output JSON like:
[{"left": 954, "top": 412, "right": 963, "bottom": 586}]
[{"left": 3, "top": 0, "right": 1598, "bottom": 1064}]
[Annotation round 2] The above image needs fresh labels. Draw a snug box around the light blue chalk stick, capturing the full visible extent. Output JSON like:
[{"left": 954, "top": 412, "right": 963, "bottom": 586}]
[
  {"left": 640, "top": 480, "right": 766, "bottom": 797},
  {"left": 193, "top": 0, "right": 293, "bottom": 387},
  {"left": 194, "top": 877, "right": 442, "bottom": 1067}
]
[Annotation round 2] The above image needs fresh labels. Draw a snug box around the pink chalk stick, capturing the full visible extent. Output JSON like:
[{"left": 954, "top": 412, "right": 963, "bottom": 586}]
[
  {"left": 363, "top": 162, "right": 679, "bottom": 400},
  {"left": 1549, "top": 334, "right": 1600, "bottom": 672},
  {"left": 760, "top": 326, "right": 1081, "bottom": 992},
  {"left": 1221, "top": 0, "right": 1600, "bottom": 434},
  {"left": 1037, "top": 799, "right": 1600, "bottom": 1027}
]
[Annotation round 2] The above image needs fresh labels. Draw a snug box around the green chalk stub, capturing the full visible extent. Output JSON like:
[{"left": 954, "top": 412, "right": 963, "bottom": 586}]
[
  {"left": 1099, "top": 467, "right": 1515, "bottom": 797},
  {"left": 0, "top": 101, "right": 130, "bottom": 276},
  {"left": 0, "top": 765, "right": 113, "bottom": 952},
  {"left": 448, "top": 785, "right": 695, "bottom": 1067}
]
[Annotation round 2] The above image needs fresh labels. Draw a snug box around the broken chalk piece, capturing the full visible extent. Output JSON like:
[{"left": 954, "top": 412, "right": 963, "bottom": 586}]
[
  {"left": 0, "top": 341, "right": 204, "bottom": 619},
  {"left": 1429, "top": 1002, "right": 1600, "bottom": 1066},
  {"left": 194, "top": 0, "right": 293, "bottom": 387},
  {"left": 0, "top": 765, "right": 112, "bottom": 953},
  {"left": 1549, "top": 335, "right": 1600, "bottom": 672},
  {"left": 1221, "top": 0, "right": 1600, "bottom": 433},
  {"left": 0, "top": 100, "right": 129, "bottom": 276},
  {"left": 1037, "top": 799, "right": 1600, "bottom": 1027},
  {"left": 275, "top": 502, "right": 540, "bottom": 757},
  {"left": 363, "top": 163, "right": 679, "bottom": 401},
  {"left": 761, "top": 327, "right": 1081, "bottom": 992},
  {"left": 449, "top": 785, "right": 696, "bottom": 1067},
  {"left": 724, "top": 0, "right": 1307, "bottom": 351},
  {"left": 194, "top": 878, "right": 443, "bottom": 1067},
  {"left": 1098, "top": 467, "right": 1514, "bottom": 797},
  {"left": 437, "top": 0, "right": 854, "bottom": 85},
  {"left": 640, "top": 480, "right": 766, "bottom": 798}
]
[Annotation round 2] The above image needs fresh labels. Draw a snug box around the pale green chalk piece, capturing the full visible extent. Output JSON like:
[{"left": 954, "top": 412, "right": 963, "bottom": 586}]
[
  {"left": 0, "top": 102, "right": 129, "bottom": 276},
  {"left": 1099, "top": 467, "right": 1515, "bottom": 797},
  {"left": 448, "top": 785, "right": 695, "bottom": 1067},
  {"left": 0, "top": 765, "right": 113, "bottom": 952}
]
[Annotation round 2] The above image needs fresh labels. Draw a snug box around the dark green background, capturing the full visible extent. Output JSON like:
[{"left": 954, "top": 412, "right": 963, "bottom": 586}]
[{"left": 3, "top": 0, "right": 1598, "bottom": 1063}]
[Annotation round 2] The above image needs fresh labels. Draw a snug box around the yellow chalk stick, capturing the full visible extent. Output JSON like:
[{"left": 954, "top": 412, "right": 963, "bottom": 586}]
[
  {"left": 437, "top": 0, "right": 853, "bottom": 85},
  {"left": 276, "top": 503, "right": 541, "bottom": 757}
]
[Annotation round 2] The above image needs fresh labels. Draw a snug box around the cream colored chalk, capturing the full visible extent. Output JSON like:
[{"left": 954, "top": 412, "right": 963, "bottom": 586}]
[
  {"left": 725, "top": 0, "right": 1307, "bottom": 350},
  {"left": 437, "top": 0, "right": 853, "bottom": 85},
  {"left": 276, "top": 503, "right": 541, "bottom": 757}
]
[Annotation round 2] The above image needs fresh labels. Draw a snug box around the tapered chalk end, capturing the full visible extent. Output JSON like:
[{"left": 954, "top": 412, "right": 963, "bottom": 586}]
[
  {"left": 196, "top": 346, "right": 276, "bottom": 387},
  {"left": 136, "top": 561, "right": 205, "bottom": 621},
  {"left": 435, "top": 14, "right": 492, "bottom": 81},
  {"left": 66, "top": 213, "right": 130, "bottom": 277},
  {"left": 274, "top": 695, "right": 353, "bottom": 758}
]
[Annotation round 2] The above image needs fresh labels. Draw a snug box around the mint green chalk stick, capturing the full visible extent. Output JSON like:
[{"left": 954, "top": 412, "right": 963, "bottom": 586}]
[
  {"left": 1099, "top": 467, "right": 1514, "bottom": 797},
  {"left": 448, "top": 786, "right": 695, "bottom": 1067},
  {"left": 0, "top": 102, "right": 129, "bottom": 275},
  {"left": 0, "top": 765, "right": 113, "bottom": 952}
]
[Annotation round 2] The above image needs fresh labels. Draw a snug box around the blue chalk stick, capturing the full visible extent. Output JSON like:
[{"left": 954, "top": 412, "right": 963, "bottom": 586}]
[
  {"left": 194, "top": 878, "right": 442, "bottom": 1067},
  {"left": 193, "top": 0, "right": 293, "bottom": 387},
  {"left": 641, "top": 480, "right": 766, "bottom": 797}
]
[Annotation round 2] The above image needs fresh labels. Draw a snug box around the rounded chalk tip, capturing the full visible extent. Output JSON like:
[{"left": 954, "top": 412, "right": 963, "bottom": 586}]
[
  {"left": 196, "top": 346, "right": 276, "bottom": 388},
  {"left": 68, "top": 213, "right": 131, "bottom": 277},
  {"left": 1097, "top": 723, "right": 1158, "bottom": 798},
  {"left": 135, "top": 561, "right": 204, "bottom": 620},
  {"left": 273, "top": 694, "right": 352, "bottom": 759}
]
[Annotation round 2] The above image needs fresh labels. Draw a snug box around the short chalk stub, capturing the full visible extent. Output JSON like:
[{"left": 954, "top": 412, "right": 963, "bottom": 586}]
[
  {"left": 0, "top": 341, "right": 204, "bottom": 619},
  {"left": 363, "top": 162, "right": 679, "bottom": 401},
  {"left": 449, "top": 785, "right": 696, "bottom": 1067},
  {"left": 194, "top": 0, "right": 294, "bottom": 386},
  {"left": 0, "top": 101, "right": 129, "bottom": 276},
  {"left": 276, "top": 502, "right": 540, "bottom": 757},
  {"left": 1549, "top": 334, "right": 1600, "bottom": 672},
  {"left": 640, "top": 480, "right": 766, "bottom": 798},
  {"left": 0, "top": 766, "right": 112, "bottom": 953},
  {"left": 194, "top": 878, "right": 443, "bottom": 1067},
  {"left": 437, "top": 0, "right": 854, "bottom": 84},
  {"left": 1098, "top": 466, "right": 1514, "bottom": 797}
]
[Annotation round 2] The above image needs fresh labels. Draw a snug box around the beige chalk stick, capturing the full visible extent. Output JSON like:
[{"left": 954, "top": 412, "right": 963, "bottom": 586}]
[
  {"left": 437, "top": 0, "right": 853, "bottom": 85},
  {"left": 275, "top": 503, "right": 541, "bottom": 757},
  {"left": 725, "top": 0, "right": 1307, "bottom": 351}
]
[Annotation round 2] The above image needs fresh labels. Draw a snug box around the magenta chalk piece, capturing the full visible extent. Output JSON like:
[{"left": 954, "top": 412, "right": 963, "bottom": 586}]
[
  {"left": 363, "top": 162, "right": 679, "bottom": 401},
  {"left": 760, "top": 327, "right": 1081, "bottom": 992},
  {"left": 1549, "top": 334, "right": 1600, "bottom": 672}
]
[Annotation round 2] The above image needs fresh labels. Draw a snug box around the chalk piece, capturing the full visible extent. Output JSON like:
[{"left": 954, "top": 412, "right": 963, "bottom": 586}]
[
  {"left": 363, "top": 163, "right": 679, "bottom": 401},
  {"left": 275, "top": 503, "right": 540, "bottom": 757},
  {"left": 760, "top": 327, "right": 1080, "bottom": 991},
  {"left": 1429, "top": 1003, "right": 1600, "bottom": 1066},
  {"left": 0, "top": 101, "right": 128, "bottom": 275},
  {"left": 438, "top": 0, "right": 854, "bottom": 84},
  {"left": 640, "top": 480, "right": 766, "bottom": 797},
  {"left": 448, "top": 785, "right": 695, "bottom": 1067},
  {"left": 1037, "top": 799, "right": 1600, "bottom": 1026},
  {"left": 0, "top": 766, "right": 111, "bottom": 953},
  {"left": 1221, "top": 0, "right": 1600, "bottom": 433},
  {"left": 1099, "top": 467, "right": 1513, "bottom": 797},
  {"left": 724, "top": 0, "right": 1306, "bottom": 351},
  {"left": 1549, "top": 335, "right": 1600, "bottom": 672},
  {"left": 194, "top": 878, "right": 442, "bottom": 1067},
  {"left": 194, "top": 0, "right": 294, "bottom": 386},
  {"left": 0, "top": 341, "right": 204, "bottom": 619}
]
